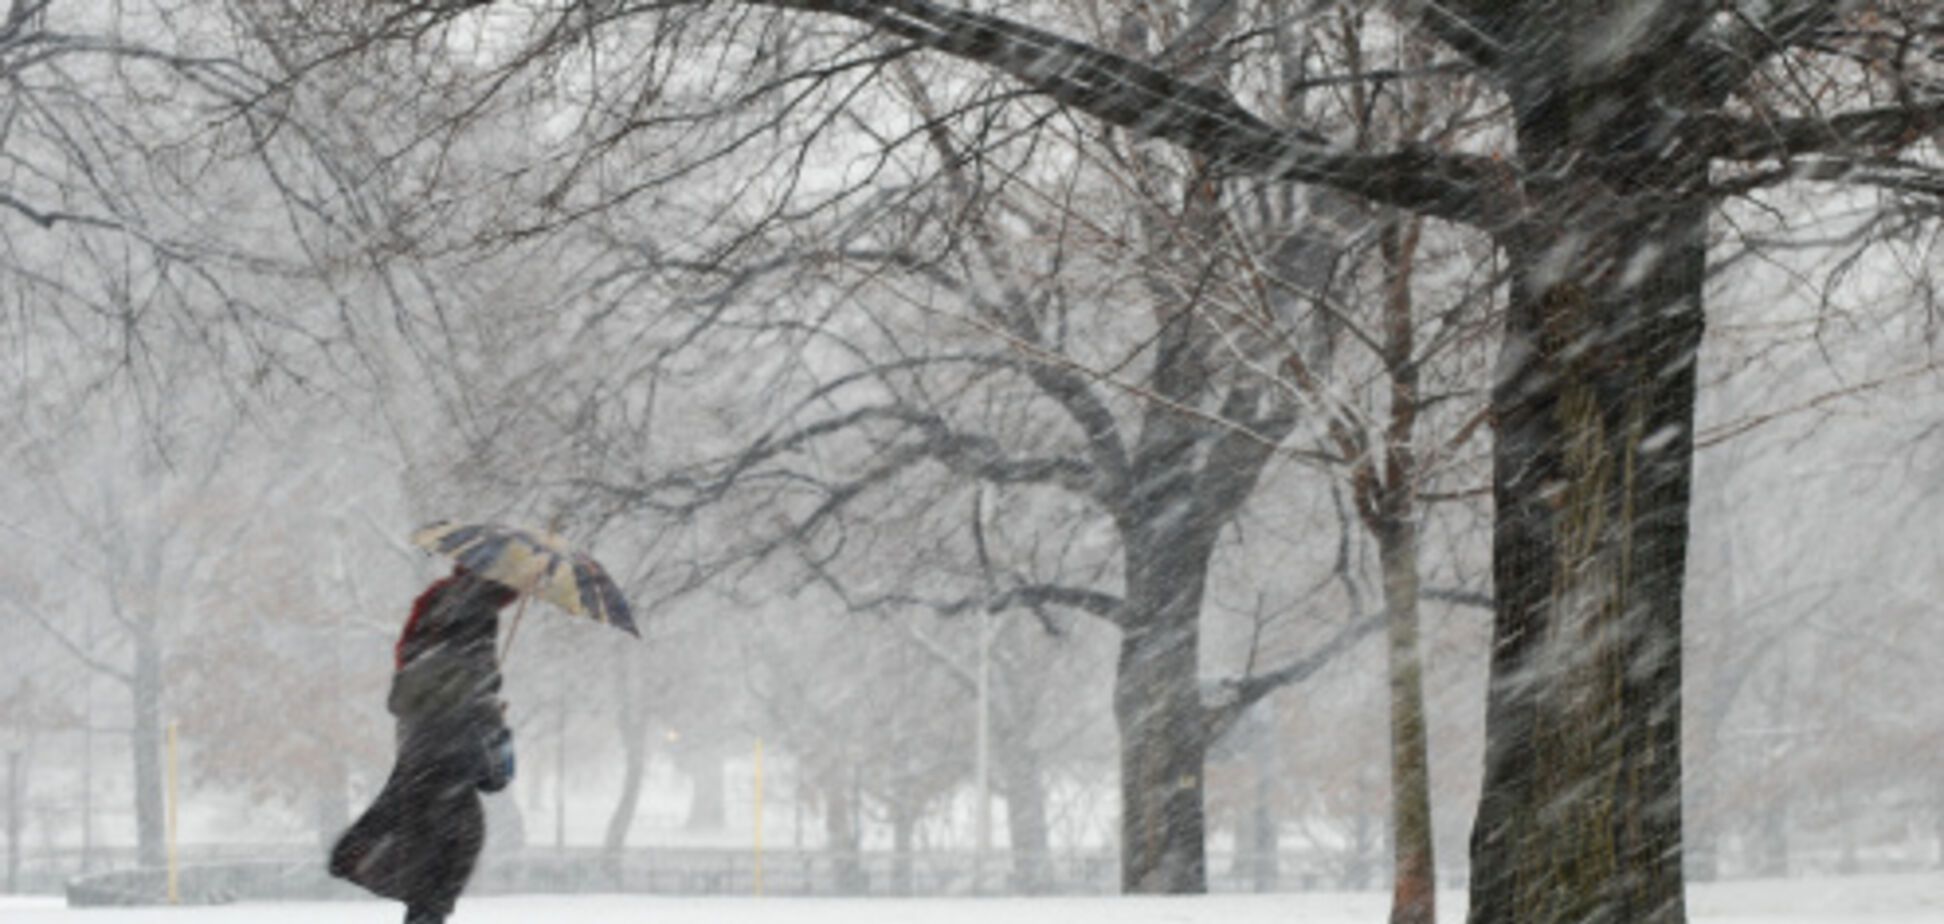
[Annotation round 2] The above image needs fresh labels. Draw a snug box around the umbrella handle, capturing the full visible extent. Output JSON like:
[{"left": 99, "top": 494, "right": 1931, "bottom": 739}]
[{"left": 498, "top": 573, "right": 542, "bottom": 666}]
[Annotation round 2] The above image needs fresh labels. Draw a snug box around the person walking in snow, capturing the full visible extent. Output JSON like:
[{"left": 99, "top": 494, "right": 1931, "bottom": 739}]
[{"left": 330, "top": 566, "right": 518, "bottom": 924}]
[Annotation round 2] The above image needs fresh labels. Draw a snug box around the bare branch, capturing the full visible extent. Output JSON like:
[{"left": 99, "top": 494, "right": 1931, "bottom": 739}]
[
  {"left": 759, "top": 0, "right": 1506, "bottom": 225},
  {"left": 0, "top": 191, "right": 123, "bottom": 231},
  {"left": 1395, "top": 0, "right": 1508, "bottom": 70},
  {"left": 1, "top": 591, "right": 132, "bottom": 687},
  {"left": 1422, "top": 586, "right": 1494, "bottom": 611},
  {"left": 1205, "top": 612, "right": 1380, "bottom": 741},
  {"left": 1695, "top": 98, "right": 1944, "bottom": 163},
  {"left": 798, "top": 541, "right": 1124, "bottom": 627},
  {"left": 1691, "top": 1, "right": 1848, "bottom": 103}
]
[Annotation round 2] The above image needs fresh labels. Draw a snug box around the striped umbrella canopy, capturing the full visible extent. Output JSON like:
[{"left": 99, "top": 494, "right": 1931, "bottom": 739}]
[{"left": 410, "top": 521, "right": 638, "bottom": 638}]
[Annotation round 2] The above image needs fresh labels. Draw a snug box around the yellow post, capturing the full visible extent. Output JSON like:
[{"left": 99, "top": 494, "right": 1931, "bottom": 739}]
[
  {"left": 753, "top": 738, "right": 764, "bottom": 896},
  {"left": 165, "top": 720, "right": 180, "bottom": 905}
]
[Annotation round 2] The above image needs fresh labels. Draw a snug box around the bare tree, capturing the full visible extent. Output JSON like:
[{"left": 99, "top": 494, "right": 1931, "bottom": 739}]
[
  {"left": 0, "top": 651, "right": 79, "bottom": 891},
  {"left": 1, "top": 410, "right": 256, "bottom": 867},
  {"left": 168, "top": 437, "right": 417, "bottom": 847}
]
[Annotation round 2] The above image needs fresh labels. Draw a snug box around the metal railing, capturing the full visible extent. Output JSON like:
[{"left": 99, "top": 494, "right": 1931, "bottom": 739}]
[{"left": 50, "top": 845, "right": 1357, "bottom": 905}]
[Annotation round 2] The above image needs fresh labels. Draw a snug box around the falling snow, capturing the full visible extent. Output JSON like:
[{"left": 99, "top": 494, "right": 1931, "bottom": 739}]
[{"left": 1, "top": 2, "right": 1939, "bottom": 922}]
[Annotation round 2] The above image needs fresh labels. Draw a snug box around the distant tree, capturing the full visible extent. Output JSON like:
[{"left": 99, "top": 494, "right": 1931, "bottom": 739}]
[
  {"left": 747, "top": 603, "right": 976, "bottom": 892},
  {"left": 0, "top": 2, "right": 341, "bottom": 402},
  {"left": 848, "top": 540, "right": 1120, "bottom": 893},
  {"left": 0, "top": 0, "right": 442, "bottom": 864},
  {"left": 0, "top": 671, "right": 79, "bottom": 891},
  {"left": 170, "top": 445, "right": 414, "bottom": 847},
  {"left": 2, "top": 411, "right": 254, "bottom": 868}
]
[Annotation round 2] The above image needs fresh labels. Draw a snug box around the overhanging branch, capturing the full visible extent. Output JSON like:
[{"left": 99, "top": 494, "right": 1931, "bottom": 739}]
[
  {"left": 762, "top": 0, "right": 1505, "bottom": 226},
  {"left": 799, "top": 544, "right": 1125, "bottom": 628},
  {"left": 1423, "top": 586, "right": 1494, "bottom": 611}
]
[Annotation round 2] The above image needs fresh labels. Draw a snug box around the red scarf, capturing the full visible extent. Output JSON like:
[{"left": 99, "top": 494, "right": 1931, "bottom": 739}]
[{"left": 396, "top": 575, "right": 460, "bottom": 670}]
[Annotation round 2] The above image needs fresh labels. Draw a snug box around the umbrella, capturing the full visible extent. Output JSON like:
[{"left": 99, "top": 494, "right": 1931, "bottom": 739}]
[{"left": 410, "top": 521, "right": 640, "bottom": 647}]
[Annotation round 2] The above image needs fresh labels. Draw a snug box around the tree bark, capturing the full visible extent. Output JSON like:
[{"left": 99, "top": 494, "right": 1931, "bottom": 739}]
[
  {"left": 1468, "top": 142, "right": 1704, "bottom": 924},
  {"left": 1370, "top": 209, "right": 1436, "bottom": 924},
  {"left": 1114, "top": 532, "right": 1216, "bottom": 894},
  {"left": 1380, "top": 517, "right": 1436, "bottom": 924}
]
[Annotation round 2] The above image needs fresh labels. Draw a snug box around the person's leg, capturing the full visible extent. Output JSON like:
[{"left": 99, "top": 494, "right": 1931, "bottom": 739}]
[
  {"left": 432, "top": 793, "right": 485, "bottom": 915},
  {"left": 404, "top": 792, "right": 481, "bottom": 924}
]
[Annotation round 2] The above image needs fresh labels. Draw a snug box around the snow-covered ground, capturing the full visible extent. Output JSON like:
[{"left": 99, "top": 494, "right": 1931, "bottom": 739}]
[{"left": 2, "top": 876, "right": 1940, "bottom": 924}]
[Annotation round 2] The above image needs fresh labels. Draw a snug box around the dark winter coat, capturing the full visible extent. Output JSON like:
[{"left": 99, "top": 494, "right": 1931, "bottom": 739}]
[{"left": 329, "top": 572, "right": 517, "bottom": 916}]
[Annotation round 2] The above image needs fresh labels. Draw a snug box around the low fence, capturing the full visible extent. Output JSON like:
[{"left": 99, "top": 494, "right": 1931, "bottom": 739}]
[
  {"left": 55, "top": 846, "right": 1349, "bottom": 906},
  {"left": 46, "top": 840, "right": 1943, "bottom": 907},
  {"left": 65, "top": 860, "right": 359, "bottom": 907}
]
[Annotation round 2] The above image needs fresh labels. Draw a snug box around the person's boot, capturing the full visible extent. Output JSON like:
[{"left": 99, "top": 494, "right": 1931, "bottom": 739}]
[{"left": 403, "top": 905, "right": 446, "bottom": 924}]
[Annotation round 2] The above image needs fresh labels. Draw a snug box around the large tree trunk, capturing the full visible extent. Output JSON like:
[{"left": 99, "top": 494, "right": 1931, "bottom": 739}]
[
  {"left": 1114, "top": 533, "right": 1215, "bottom": 894},
  {"left": 1113, "top": 620, "right": 1207, "bottom": 895},
  {"left": 1468, "top": 145, "right": 1704, "bottom": 924},
  {"left": 132, "top": 629, "right": 166, "bottom": 870},
  {"left": 1380, "top": 517, "right": 1435, "bottom": 924}
]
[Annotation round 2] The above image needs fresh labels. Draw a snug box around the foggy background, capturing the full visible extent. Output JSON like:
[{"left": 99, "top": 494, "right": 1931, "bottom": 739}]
[{"left": 0, "top": 0, "right": 1938, "bottom": 909}]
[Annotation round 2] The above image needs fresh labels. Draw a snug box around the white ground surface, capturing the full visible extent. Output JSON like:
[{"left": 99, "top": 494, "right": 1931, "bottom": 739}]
[{"left": 1, "top": 875, "right": 1939, "bottom": 923}]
